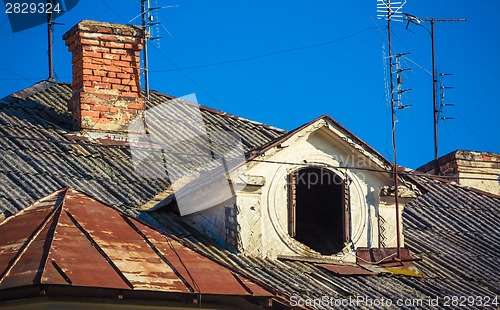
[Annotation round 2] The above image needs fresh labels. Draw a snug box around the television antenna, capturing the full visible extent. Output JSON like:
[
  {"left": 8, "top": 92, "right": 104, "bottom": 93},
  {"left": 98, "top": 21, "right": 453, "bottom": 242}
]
[
  {"left": 404, "top": 13, "right": 466, "bottom": 169},
  {"left": 377, "top": 0, "right": 406, "bottom": 22},
  {"left": 378, "top": 0, "right": 411, "bottom": 261},
  {"left": 46, "top": 0, "right": 64, "bottom": 81},
  {"left": 140, "top": 0, "right": 177, "bottom": 101},
  {"left": 437, "top": 73, "right": 455, "bottom": 122}
]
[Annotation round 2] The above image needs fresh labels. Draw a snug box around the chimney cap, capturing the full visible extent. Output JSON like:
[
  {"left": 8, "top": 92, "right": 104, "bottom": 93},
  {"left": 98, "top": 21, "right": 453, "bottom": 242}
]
[{"left": 63, "top": 20, "right": 144, "bottom": 41}]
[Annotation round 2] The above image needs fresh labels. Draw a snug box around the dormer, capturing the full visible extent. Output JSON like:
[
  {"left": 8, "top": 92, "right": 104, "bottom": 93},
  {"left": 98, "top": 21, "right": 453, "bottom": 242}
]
[{"left": 152, "top": 115, "right": 420, "bottom": 262}]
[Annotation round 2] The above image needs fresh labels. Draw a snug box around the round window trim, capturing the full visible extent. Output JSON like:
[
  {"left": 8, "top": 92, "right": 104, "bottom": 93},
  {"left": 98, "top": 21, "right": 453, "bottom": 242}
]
[{"left": 265, "top": 151, "right": 368, "bottom": 256}]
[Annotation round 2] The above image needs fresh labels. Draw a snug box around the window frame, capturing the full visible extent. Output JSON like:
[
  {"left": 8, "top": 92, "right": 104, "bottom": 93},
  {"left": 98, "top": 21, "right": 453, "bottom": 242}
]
[{"left": 287, "top": 168, "right": 351, "bottom": 250}]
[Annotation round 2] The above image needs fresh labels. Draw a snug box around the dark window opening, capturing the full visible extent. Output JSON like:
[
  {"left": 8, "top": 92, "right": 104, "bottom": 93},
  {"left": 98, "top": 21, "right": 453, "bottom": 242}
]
[{"left": 288, "top": 168, "right": 349, "bottom": 255}]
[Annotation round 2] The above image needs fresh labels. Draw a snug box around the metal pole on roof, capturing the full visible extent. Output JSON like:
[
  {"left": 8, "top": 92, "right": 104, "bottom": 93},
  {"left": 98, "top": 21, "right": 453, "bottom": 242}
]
[
  {"left": 47, "top": 0, "right": 54, "bottom": 81},
  {"left": 431, "top": 20, "right": 438, "bottom": 170},
  {"left": 404, "top": 15, "right": 466, "bottom": 173},
  {"left": 387, "top": 0, "right": 402, "bottom": 261},
  {"left": 425, "top": 18, "right": 466, "bottom": 173},
  {"left": 141, "top": 0, "right": 150, "bottom": 101}
]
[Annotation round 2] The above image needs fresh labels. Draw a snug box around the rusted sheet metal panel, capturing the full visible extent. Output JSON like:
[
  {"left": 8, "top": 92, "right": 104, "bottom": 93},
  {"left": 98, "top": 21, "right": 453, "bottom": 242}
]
[
  {"left": 0, "top": 192, "right": 61, "bottom": 290},
  {"left": 0, "top": 239, "right": 46, "bottom": 289},
  {"left": 0, "top": 216, "right": 56, "bottom": 290},
  {"left": 233, "top": 274, "right": 272, "bottom": 297},
  {"left": 0, "top": 188, "right": 274, "bottom": 298},
  {"left": 316, "top": 263, "right": 376, "bottom": 276},
  {"left": 356, "top": 247, "right": 414, "bottom": 267},
  {"left": 43, "top": 209, "right": 131, "bottom": 289},
  {"left": 133, "top": 218, "right": 271, "bottom": 296},
  {"left": 151, "top": 239, "right": 250, "bottom": 295},
  {"left": 64, "top": 190, "right": 190, "bottom": 293},
  {"left": 0, "top": 196, "right": 57, "bottom": 247}
]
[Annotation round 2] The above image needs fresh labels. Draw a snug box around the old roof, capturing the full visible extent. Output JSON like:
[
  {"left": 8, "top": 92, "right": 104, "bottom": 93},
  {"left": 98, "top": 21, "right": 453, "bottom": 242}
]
[
  {"left": 0, "top": 80, "right": 285, "bottom": 216},
  {"left": 149, "top": 174, "right": 500, "bottom": 309},
  {"left": 1, "top": 80, "right": 499, "bottom": 308},
  {"left": 403, "top": 175, "right": 500, "bottom": 292},
  {"left": 0, "top": 188, "right": 277, "bottom": 302}
]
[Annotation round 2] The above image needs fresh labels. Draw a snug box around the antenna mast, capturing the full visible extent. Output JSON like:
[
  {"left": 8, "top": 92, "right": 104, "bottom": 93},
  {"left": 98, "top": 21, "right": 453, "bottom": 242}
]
[
  {"left": 141, "top": 0, "right": 150, "bottom": 101},
  {"left": 378, "top": 0, "right": 408, "bottom": 261},
  {"left": 47, "top": 0, "right": 54, "bottom": 81},
  {"left": 404, "top": 15, "right": 466, "bottom": 170},
  {"left": 388, "top": 0, "right": 402, "bottom": 262},
  {"left": 140, "top": 0, "right": 164, "bottom": 101}
]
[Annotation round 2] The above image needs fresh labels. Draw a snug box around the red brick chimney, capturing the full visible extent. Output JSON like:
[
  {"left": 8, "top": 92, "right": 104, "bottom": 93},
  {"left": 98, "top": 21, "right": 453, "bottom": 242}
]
[{"left": 63, "top": 20, "right": 144, "bottom": 132}]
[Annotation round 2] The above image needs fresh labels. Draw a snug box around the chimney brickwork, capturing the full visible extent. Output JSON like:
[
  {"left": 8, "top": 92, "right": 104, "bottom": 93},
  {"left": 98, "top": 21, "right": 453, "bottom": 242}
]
[
  {"left": 418, "top": 150, "right": 500, "bottom": 195},
  {"left": 63, "top": 20, "right": 144, "bottom": 132}
]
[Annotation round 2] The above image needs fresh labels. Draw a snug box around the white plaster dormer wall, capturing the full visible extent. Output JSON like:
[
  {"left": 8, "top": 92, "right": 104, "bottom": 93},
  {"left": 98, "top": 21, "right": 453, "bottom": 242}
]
[
  {"left": 237, "top": 118, "right": 403, "bottom": 260},
  {"left": 183, "top": 118, "right": 406, "bottom": 260}
]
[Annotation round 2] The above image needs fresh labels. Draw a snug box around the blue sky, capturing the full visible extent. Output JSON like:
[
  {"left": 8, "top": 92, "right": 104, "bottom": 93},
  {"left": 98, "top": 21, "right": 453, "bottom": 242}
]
[{"left": 0, "top": 0, "right": 498, "bottom": 169}]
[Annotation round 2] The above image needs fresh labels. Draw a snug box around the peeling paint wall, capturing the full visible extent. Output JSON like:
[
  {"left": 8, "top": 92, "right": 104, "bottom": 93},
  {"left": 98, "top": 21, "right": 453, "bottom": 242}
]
[{"left": 184, "top": 196, "right": 238, "bottom": 250}]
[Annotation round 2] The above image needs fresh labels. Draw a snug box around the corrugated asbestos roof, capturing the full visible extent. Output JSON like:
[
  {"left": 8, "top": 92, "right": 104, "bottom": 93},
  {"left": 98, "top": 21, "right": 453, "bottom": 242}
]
[
  {"left": 0, "top": 188, "right": 273, "bottom": 299},
  {"left": 148, "top": 175, "right": 500, "bottom": 310},
  {"left": 0, "top": 80, "right": 499, "bottom": 309},
  {"left": 0, "top": 80, "right": 285, "bottom": 216}
]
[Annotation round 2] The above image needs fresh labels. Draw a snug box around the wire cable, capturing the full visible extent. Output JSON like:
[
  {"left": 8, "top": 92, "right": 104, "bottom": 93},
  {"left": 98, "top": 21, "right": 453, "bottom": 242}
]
[
  {"left": 0, "top": 131, "right": 497, "bottom": 182},
  {"left": 164, "top": 234, "right": 202, "bottom": 308},
  {"left": 452, "top": 105, "right": 490, "bottom": 151},
  {"left": 150, "top": 45, "right": 227, "bottom": 111},
  {"left": 151, "top": 27, "right": 380, "bottom": 72},
  {"left": 247, "top": 159, "right": 500, "bottom": 182},
  {"left": 234, "top": 28, "right": 380, "bottom": 112},
  {"left": 101, "top": 0, "right": 228, "bottom": 111}
]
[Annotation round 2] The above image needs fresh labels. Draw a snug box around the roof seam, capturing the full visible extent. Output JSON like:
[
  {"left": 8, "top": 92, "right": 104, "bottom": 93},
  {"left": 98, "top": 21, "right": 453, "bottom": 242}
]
[
  {"left": 120, "top": 214, "right": 195, "bottom": 293},
  {"left": 0, "top": 190, "right": 63, "bottom": 284},
  {"left": 64, "top": 209, "right": 134, "bottom": 289},
  {"left": 33, "top": 188, "right": 67, "bottom": 285}
]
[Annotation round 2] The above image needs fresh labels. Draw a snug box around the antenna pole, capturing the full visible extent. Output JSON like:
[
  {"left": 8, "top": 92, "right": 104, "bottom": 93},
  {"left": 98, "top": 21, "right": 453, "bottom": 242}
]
[
  {"left": 405, "top": 17, "right": 466, "bottom": 171},
  {"left": 387, "top": 0, "right": 401, "bottom": 261},
  {"left": 141, "top": 0, "right": 150, "bottom": 101},
  {"left": 430, "top": 20, "right": 439, "bottom": 172},
  {"left": 47, "top": 0, "right": 54, "bottom": 81}
]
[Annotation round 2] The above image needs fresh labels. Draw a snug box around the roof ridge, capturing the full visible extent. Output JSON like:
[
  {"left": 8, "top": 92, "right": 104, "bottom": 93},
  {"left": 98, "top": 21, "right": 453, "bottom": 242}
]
[
  {"left": 33, "top": 188, "right": 68, "bottom": 285},
  {"left": 8, "top": 80, "right": 71, "bottom": 101}
]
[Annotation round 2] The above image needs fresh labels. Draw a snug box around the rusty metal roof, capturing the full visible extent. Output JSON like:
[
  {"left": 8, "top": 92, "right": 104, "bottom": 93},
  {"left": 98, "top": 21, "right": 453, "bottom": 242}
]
[{"left": 0, "top": 188, "right": 272, "bottom": 298}]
